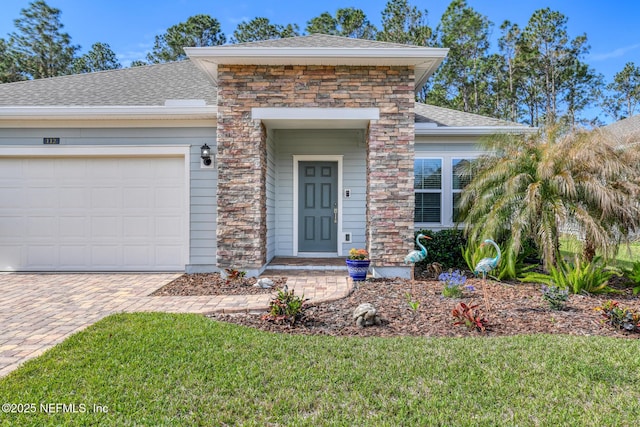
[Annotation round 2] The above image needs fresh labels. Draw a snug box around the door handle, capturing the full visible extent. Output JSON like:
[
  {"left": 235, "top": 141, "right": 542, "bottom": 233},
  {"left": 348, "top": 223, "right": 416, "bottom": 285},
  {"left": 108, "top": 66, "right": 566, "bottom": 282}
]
[{"left": 333, "top": 203, "right": 338, "bottom": 224}]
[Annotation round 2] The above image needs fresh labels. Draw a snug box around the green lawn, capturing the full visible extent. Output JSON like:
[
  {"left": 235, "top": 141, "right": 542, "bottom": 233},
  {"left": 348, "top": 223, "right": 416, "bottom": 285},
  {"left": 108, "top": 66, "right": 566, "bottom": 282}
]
[
  {"left": 1, "top": 313, "right": 639, "bottom": 426},
  {"left": 560, "top": 234, "right": 640, "bottom": 269}
]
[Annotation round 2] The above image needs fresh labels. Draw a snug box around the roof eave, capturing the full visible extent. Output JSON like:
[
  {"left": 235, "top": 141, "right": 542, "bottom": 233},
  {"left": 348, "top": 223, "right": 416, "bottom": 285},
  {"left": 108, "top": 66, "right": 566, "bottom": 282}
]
[
  {"left": 185, "top": 47, "right": 449, "bottom": 92},
  {"left": 0, "top": 105, "right": 218, "bottom": 121},
  {"left": 415, "top": 125, "right": 538, "bottom": 136}
]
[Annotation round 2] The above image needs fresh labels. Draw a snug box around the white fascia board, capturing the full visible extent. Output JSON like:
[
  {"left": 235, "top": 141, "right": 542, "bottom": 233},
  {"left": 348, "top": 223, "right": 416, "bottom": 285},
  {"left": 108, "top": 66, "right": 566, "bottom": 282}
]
[
  {"left": 185, "top": 47, "right": 449, "bottom": 62},
  {"left": 0, "top": 105, "right": 218, "bottom": 120},
  {"left": 0, "top": 145, "right": 190, "bottom": 157},
  {"left": 252, "top": 107, "right": 379, "bottom": 121},
  {"left": 415, "top": 125, "right": 538, "bottom": 136},
  {"left": 186, "top": 47, "right": 448, "bottom": 92}
]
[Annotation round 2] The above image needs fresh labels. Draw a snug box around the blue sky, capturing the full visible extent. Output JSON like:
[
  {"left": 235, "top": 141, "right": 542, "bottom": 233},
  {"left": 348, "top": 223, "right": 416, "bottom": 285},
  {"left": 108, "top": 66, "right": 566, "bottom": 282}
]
[{"left": 1, "top": 1, "right": 639, "bottom": 97}]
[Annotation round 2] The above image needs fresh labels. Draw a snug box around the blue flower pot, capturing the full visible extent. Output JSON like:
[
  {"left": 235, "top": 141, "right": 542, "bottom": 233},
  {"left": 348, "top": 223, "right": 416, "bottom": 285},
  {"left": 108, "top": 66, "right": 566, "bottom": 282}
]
[{"left": 346, "top": 259, "right": 370, "bottom": 281}]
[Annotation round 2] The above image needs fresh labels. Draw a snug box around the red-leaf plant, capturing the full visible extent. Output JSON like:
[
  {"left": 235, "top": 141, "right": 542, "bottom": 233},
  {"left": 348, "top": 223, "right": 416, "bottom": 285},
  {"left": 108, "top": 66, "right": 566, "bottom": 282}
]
[{"left": 452, "top": 302, "right": 488, "bottom": 332}]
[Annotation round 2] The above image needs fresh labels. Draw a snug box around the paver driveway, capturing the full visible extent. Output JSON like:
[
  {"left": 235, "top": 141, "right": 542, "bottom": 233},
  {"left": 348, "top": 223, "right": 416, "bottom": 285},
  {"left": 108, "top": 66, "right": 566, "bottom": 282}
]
[{"left": 0, "top": 272, "right": 350, "bottom": 378}]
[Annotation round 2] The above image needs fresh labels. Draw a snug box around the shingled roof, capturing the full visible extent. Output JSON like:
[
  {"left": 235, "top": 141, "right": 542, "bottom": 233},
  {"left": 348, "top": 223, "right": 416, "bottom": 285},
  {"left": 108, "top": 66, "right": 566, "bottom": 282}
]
[
  {"left": 0, "top": 56, "right": 524, "bottom": 129},
  {"left": 414, "top": 103, "right": 523, "bottom": 127},
  {"left": 220, "top": 33, "right": 425, "bottom": 49},
  {"left": 0, "top": 60, "right": 216, "bottom": 106},
  {"left": 604, "top": 115, "right": 640, "bottom": 143}
]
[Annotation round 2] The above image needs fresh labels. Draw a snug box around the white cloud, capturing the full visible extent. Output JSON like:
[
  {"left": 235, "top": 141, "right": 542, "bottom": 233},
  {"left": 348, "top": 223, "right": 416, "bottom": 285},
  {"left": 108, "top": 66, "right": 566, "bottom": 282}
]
[{"left": 589, "top": 43, "right": 640, "bottom": 61}]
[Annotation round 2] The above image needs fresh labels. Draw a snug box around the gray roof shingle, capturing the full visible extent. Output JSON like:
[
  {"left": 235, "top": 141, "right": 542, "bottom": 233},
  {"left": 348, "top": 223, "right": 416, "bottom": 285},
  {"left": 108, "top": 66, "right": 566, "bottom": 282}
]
[
  {"left": 0, "top": 55, "right": 524, "bottom": 129},
  {"left": 604, "top": 115, "right": 640, "bottom": 143},
  {"left": 0, "top": 60, "right": 217, "bottom": 106},
  {"left": 221, "top": 33, "right": 424, "bottom": 49},
  {"left": 414, "top": 103, "right": 524, "bottom": 127}
]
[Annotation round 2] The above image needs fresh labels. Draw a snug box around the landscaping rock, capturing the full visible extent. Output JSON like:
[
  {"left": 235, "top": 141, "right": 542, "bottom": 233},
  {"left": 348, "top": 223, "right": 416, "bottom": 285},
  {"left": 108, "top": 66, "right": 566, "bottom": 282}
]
[
  {"left": 353, "top": 303, "right": 381, "bottom": 327},
  {"left": 254, "top": 278, "right": 274, "bottom": 289}
]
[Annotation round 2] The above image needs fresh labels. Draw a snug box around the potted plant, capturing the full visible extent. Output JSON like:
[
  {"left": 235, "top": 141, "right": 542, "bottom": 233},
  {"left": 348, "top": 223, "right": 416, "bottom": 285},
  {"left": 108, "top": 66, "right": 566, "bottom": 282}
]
[{"left": 346, "top": 248, "right": 370, "bottom": 281}]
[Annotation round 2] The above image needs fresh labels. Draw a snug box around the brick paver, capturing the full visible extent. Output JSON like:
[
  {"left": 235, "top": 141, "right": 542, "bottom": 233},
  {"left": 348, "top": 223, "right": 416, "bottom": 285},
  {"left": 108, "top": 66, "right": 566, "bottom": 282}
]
[{"left": 0, "top": 272, "right": 352, "bottom": 378}]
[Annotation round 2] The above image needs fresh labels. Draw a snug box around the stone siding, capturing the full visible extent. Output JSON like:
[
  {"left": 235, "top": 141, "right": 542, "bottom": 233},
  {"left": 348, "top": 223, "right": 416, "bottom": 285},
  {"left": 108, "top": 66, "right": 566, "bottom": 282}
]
[{"left": 216, "top": 65, "right": 415, "bottom": 271}]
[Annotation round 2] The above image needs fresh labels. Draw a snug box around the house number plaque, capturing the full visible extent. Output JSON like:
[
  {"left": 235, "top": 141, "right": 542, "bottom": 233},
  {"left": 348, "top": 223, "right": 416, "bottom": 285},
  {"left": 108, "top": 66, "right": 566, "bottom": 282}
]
[{"left": 43, "top": 137, "right": 60, "bottom": 144}]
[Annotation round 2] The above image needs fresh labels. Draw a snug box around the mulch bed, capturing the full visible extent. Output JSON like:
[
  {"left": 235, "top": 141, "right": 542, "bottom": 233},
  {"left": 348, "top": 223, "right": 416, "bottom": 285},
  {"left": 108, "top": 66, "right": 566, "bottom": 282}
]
[
  {"left": 150, "top": 273, "right": 287, "bottom": 296},
  {"left": 152, "top": 272, "right": 639, "bottom": 339}
]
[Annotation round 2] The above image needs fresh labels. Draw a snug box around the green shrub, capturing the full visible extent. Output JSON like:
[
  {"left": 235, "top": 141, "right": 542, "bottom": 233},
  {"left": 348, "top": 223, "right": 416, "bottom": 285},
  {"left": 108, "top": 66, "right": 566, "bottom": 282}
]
[
  {"left": 521, "top": 256, "right": 620, "bottom": 294},
  {"left": 415, "top": 229, "right": 467, "bottom": 269},
  {"left": 622, "top": 261, "right": 640, "bottom": 295},
  {"left": 262, "top": 287, "right": 308, "bottom": 325},
  {"left": 462, "top": 239, "right": 534, "bottom": 281}
]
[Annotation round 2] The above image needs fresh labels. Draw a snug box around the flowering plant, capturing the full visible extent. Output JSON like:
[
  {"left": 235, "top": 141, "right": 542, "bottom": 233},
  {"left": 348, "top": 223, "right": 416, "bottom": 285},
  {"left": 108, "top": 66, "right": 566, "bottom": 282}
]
[
  {"left": 439, "top": 270, "right": 473, "bottom": 298},
  {"left": 348, "top": 248, "right": 369, "bottom": 260}
]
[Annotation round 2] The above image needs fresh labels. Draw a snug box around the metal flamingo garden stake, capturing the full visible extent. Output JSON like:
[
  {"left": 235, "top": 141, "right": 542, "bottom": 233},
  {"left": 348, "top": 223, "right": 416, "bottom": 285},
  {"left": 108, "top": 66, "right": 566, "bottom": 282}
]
[
  {"left": 474, "top": 238, "right": 501, "bottom": 311},
  {"left": 404, "top": 234, "right": 431, "bottom": 280}
]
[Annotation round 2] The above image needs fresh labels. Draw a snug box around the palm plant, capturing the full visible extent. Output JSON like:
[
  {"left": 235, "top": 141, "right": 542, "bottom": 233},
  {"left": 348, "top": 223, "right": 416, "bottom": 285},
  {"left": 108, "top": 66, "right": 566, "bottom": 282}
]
[{"left": 457, "top": 126, "right": 640, "bottom": 270}]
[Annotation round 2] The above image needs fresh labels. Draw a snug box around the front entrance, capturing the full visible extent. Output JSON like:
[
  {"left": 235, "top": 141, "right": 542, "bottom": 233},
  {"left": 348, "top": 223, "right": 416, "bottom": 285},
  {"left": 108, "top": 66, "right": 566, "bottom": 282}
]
[{"left": 298, "top": 161, "right": 338, "bottom": 253}]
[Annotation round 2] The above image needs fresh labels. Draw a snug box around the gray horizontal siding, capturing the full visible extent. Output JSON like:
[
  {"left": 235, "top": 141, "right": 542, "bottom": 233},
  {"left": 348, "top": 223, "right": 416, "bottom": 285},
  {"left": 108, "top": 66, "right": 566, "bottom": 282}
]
[
  {"left": 0, "top": 126, "right": 218, "bottom": 271},
  {"left": 274, "top": 129, "right": 366, "bottom": 256}
]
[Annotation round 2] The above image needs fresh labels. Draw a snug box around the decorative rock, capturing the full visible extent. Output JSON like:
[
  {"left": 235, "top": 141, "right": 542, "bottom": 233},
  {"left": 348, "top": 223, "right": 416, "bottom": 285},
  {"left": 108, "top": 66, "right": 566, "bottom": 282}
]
[
  {"left": 254, "top": 278, "right": 274, "bottom": 288},
  {"left": 352, "top": 303, "right": 381, "bottom": 328}
]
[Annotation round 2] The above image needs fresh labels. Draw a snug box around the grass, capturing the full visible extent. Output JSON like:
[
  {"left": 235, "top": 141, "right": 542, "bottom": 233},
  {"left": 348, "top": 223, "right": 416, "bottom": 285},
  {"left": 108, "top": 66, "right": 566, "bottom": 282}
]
[
  {"left": 560, "top": 234, "right": 640, "bottom": 270},
  {"left": 1, "top": 313, "right": 639, "bottom": 426}
]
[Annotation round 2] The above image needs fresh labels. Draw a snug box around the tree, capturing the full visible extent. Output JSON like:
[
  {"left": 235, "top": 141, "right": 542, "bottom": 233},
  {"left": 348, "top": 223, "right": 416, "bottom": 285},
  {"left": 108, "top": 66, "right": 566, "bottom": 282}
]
[
  {"left": 458, "top": 128, "right": 640, "bottom": 270},
  {"left": 377, "top": 0, "right": 432, "bottom": 46},
  {"left": 231, "top": 17, "right": 299, "bottom": 43},
  {"left": 428, "top": 0, "right": 493, "bottom": 114},
  {"left": 516, "top": 8, "right": 600, "bottom": 127},
  {"left": 0, "top": 38, "right": 23, "bottom": 83},
  {"left": 306, "top": 8, "right": 377, "bottom": 39},
  {"left": 602, "top": 62, "right": 640, "bottom": 121},
  {"left": 8, "top": 0, "right": 79, "bottom": 79},
  {"left": 72, "top": 42, "right": 121, "bottom": 74},
  {"left": 147, "top": 15, "right": 226, "bottom": 63}
]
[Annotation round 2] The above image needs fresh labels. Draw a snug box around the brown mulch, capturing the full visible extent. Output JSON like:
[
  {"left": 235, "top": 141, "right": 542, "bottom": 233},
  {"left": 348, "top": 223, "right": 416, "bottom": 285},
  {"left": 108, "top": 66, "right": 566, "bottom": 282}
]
[
  {"left": 150, "top": 273, "right": 287, "bottom": 296},
  {"left": 153, "top": 272, "right": 639, "bottom": 339}
]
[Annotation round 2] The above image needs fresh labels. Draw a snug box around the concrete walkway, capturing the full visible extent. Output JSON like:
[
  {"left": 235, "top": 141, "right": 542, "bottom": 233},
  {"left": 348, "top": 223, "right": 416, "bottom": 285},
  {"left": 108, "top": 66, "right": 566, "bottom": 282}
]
[{"left": 0, "top": 272, "right": 352, "bottom": 378}]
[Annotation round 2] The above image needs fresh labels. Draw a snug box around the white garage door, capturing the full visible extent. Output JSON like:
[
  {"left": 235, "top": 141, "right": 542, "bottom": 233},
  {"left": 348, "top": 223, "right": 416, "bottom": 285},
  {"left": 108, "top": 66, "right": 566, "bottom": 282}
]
[{"left": 0, "top": 156, "right": 188, "bottom": 271}]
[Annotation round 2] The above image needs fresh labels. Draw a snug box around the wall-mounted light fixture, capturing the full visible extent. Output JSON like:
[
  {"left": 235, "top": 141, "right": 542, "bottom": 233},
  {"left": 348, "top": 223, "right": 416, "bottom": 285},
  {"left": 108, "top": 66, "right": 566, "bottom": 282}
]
[{"left": 200, "top": 143, "right": 213, "bottom": 166}]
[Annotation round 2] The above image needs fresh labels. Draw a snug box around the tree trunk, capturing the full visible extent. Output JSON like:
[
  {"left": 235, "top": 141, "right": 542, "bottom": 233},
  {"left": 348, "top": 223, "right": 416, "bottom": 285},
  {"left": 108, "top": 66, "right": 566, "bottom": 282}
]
[{"left": 582, "top": 238, "right": 596, "bottom": 262}]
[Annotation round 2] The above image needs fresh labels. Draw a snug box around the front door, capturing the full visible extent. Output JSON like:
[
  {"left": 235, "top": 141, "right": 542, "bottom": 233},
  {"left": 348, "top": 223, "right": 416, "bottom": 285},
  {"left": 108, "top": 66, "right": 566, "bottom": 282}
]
[{"left": 298, "top": 161, "right": 338, "bottom": 252}]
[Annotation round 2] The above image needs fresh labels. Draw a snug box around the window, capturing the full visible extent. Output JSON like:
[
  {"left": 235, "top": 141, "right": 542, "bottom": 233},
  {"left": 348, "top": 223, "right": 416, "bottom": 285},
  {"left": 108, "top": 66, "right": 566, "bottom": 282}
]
[
  {"left": 452, "top": 158, "right": 473, "bottom": 222},
  {"left": 414, "top": 155, "right": 476, "bottom": 227},
  {"left": 414, "top": 158, "right": 442, "bottom": 223}
]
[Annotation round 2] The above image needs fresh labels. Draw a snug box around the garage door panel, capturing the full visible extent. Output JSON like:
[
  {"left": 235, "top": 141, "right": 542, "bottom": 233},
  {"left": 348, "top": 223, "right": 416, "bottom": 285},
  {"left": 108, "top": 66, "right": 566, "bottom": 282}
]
[
  {"left": 27, "top": 216, "right": 56, "bottom": 238},
  {"left": 60, "top": 187, "right": 89, "bottom": 208},
  {"left": 27, "top": 245, "right": 58, "bottom": 268},
  {"left": 59, "top": 246, "right": 89, "bottom": 268},
  {"left": 25, "top": 186, "right": 59, "bottom": 209},
  {"left": 0, "top": 156, "right": 187, "bottom": 271},
  {"left": 0, "top": 216, "right": 24, "bottom": 237},
  {"left": 59, "top": 217, "right": 88, "bottom": 239}
]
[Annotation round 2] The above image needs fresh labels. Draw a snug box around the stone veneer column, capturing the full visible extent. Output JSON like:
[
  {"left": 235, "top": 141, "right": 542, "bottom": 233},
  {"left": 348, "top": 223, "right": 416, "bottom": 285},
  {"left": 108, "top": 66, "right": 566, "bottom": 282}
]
[
  {"left": 216, "top": 64, "right": 415, "bottom": 277},
  {"left": 216, "top": 66, "right": 267, "bottom": 275},
  {"left": 366, "top": 70, "right": 415, "bottom": 278}
]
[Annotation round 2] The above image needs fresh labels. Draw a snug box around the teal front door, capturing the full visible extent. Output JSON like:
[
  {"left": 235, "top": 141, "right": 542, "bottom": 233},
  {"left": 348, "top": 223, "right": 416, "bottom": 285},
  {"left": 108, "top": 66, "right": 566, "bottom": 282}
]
[{"left": 298, "top": 161, "right": 338, "bottom": 252}]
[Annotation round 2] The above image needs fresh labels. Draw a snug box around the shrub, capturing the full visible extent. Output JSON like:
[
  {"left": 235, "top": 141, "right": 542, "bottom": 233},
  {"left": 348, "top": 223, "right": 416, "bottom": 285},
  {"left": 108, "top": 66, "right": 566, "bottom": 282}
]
[
  {"left": 521, "top": 256, "right": 620, "bottom": 294},
  {"left": 262, "top": 287, "right": 308, "bottom": 325},
  {"left": 451, "top": 302, "right": 488, "bottom": 332},
  {"left": 224, "top": 268, "right": 246, "bottom": 284},
  {"left": 596, "top": 300, "right": 640, "bottom": 332},
  {"left": 462, "top": 239, "right": 534, "bottom": 281},
  {"left": 541, "top": 284, "right": 569, "bottom": 310},
  {"left": 623, "top": 261, "right": 640, "bottom": 295},
  {"left": 416, "top": 229, "right": 467, "bottom": 269}
]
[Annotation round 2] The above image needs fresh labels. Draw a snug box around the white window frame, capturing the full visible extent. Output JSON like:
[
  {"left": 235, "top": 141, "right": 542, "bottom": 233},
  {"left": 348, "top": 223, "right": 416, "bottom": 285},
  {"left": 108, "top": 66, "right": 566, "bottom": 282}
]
[
  {"left": 414, "top": 157, "right": 443, "bottom": 227},
  {"left": 414, "top": 153, "right": 477, "bottom": 229}
]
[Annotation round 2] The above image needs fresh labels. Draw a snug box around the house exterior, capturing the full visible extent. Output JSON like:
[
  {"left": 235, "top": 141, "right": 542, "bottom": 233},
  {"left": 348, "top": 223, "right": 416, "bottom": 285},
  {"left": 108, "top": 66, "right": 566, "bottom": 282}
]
[{"left": 0, "top": 34, "right": 526, "bottom": 277}]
